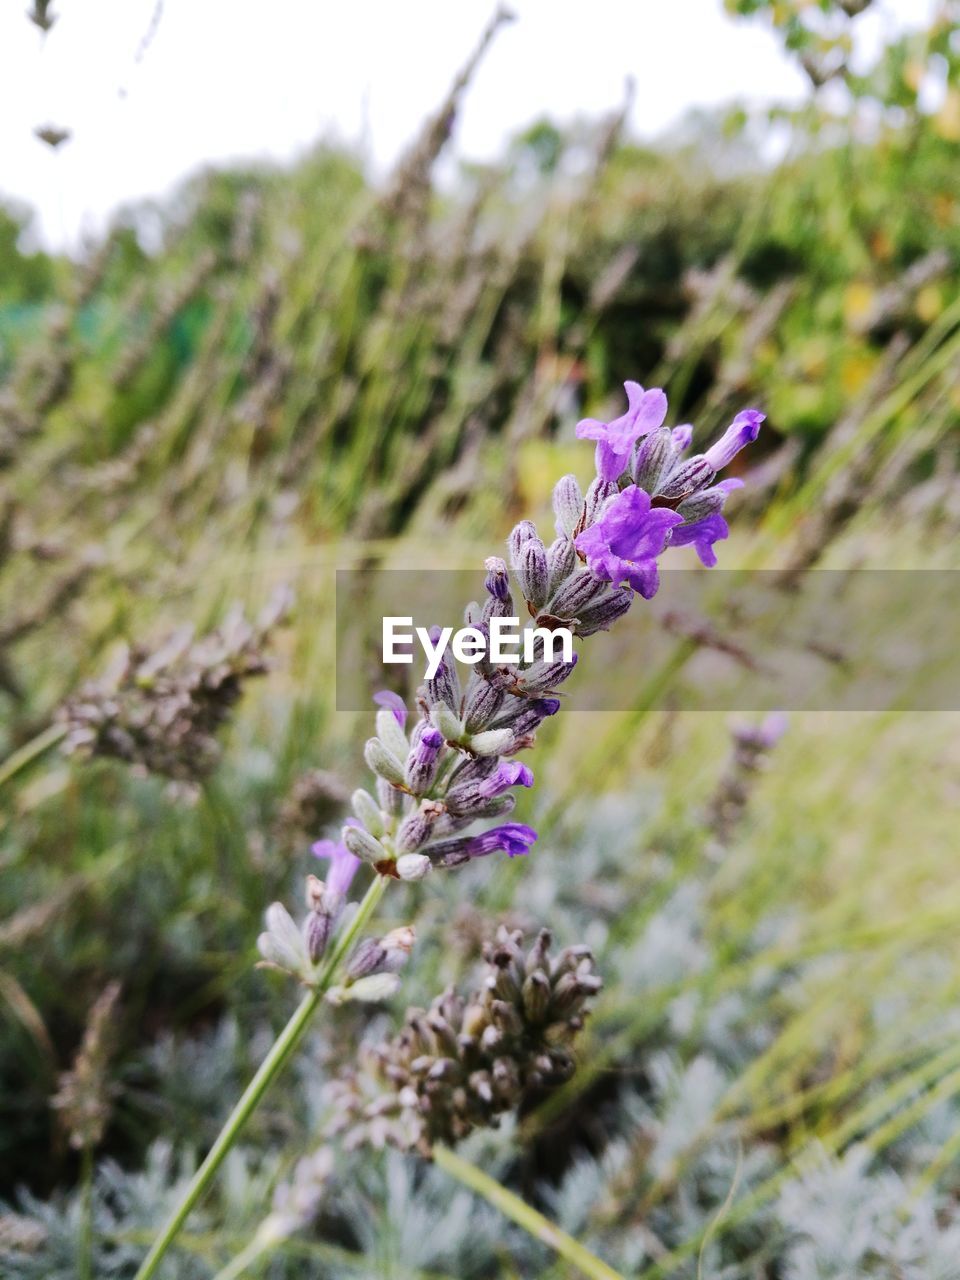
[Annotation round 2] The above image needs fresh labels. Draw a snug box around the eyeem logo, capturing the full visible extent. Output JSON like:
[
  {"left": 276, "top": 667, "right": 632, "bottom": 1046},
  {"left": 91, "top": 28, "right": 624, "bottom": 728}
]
[{"left": 383, "top": 616, "right": 574, "bottom": 679}]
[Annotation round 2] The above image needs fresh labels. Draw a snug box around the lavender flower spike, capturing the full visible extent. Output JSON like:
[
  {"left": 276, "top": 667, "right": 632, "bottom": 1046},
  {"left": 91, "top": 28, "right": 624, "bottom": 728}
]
[
  {"left": 373, "top": 689, "right": 407, "bottom": 729},
  {"left": 703, "top": 410, "right": 765, "bottom": 472},
  {"left": 575, "top": 486, "right": 683, "bottom": 599},
  {"left": 576, "top": 381, "right": 668, "bottom": 482}
]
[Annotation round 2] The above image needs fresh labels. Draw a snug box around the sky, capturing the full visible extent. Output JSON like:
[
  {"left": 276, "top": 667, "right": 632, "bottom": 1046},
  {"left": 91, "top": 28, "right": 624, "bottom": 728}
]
[{"left": 0, "top": 0, "right": 940, "bottom": 251}]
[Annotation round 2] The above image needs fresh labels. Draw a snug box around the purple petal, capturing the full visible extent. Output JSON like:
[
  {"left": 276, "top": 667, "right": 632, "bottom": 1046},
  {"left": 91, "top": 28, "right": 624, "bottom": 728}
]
[
  {"left": 311, "top": 838, "right": 362, "bottom": 896},
  {"left": 672, "top": 424, "right": 693, "bottom": 453},
  {"left": 703, "top": 410, "right": 764, "bottom": 472},
  {"left": 668, "top": 512, "right": 730, "bottom": 567},
  {"left": 373, "top": 690, "right": 407, "bottom": 729}
]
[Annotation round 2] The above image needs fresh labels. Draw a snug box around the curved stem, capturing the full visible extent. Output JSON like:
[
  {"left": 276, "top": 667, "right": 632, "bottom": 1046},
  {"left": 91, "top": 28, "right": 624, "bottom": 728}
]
[
  {"left": 432, "top": 1144, "right": 624, "bottom": 1280},
  {"left": 0, "top": 722, "right": 66, "bottom": 791},
  {"left": 133, "top": 873, "right": 389, "bottom": 1280}
]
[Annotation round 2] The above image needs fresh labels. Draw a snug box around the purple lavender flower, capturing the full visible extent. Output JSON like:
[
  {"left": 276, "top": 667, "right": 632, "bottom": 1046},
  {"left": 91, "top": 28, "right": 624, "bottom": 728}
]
[
  {"left": 405, "top": 723, "right": 444, "bottom": 793},
  {"left": 427, "top": 822, "right": 539, "bottom": 867},
  {"left": 574, "top": 486, "right": 683, "bottom": 598},
  {"left": 669, "top": 478, "right": 745, "bottom": 567},
  {"left": 576, "top": 382, "right": 668, "bottom": 482},
  {"left": 667, "top": 512, "right": 730, "bottom": 568},
  {"left": 469, "top": 822, "right": 537, "bottom": 858},
  {"left": 477, "top": 761, "right": 533, "bottom": 799},
  {"left": 703, "top": 410, "right": 765, "bottom": 472},
  {"left": 373, "top": 690, "right": 407, "bottom": 729},
  {"left": 311, "top": 830, "right": 362, "bottom": 896},
  {"left": 671, "top": 424, "right": 693, "bottom": 452}
]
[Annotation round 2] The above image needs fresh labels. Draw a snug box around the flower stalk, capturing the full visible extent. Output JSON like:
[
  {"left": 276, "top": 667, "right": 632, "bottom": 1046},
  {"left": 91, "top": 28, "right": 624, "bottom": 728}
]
[{"left": 132, "top": 872, "right": 389, "bottom": 1280}]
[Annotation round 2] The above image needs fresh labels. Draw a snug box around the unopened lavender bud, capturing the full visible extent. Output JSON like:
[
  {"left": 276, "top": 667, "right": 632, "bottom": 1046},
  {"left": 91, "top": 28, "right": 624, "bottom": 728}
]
[
  {"left": 404, "top": 724, "right": 444, "bottom": 793},
  {"left": 467, "top": 727, "right": 514, "bottom": 756},
  {"left": 508, "top": 520, "right": 538, "bottom": 563},
  {"left": 462, "top": 676, "right": 504, "bottom": 733},
  {"left": 364, "top": 737, "right": 406, "bottom": 786},
  {"left": 377, "top": 777, "right": 405, "bottom": 816},
  {"left": 517, "top": 654, "right": 578, "bottom": 695},
  {"left": 424, "top": 630, "right": 461, "bottom": 711},
  {"left": 375, "top": 708, "right": 409, "bottom": 761},
  {"left": 516, "top": 537, "right": 549, "bottom": 609},
  {"left": 304, "top": 910, "right": 333, "bottom": 964},
  {"left": 575, "top": 588, "right": 634, "bottom": 636},
  {"left": 505, "top": 697, "right": 560, "bottom": 738},
  {"left": 351, "top": 788, "right": 384, "bottom": 836},
  {"left": 396, "top": 853, "right": 432, "bottom": 881},
  {"left": 342, "top": 822, "right": 389, "bottom": 866},
  {"left": 347, "top": 926, "right": 416, "bottom": 980},
  {"left": 547, "top": 569, "right": 609, "bottom": 618},
  {"left": 522, "top": 970, "right": 551, "bottom": 1022},
  {"left": 584, "top": 476, "right": 618, "bottom": 524},
  {"left": 632, "top": 427, "right": 672, "bottom": 491},
  {"left": 483, "top": 556, "right": 512, "bottom": 602},
  {"left": 676, "top": 485, "right": 727, "bottom": 524},
  {"left": 655, "top": 456, "right": 714, "bottom": 501},
  {"left": 430, "top": 700, "right": 464, "bottom": 743},
  {"left": 346, "top": 938, "right": 384, "bottom": 980},
  {"left": 552, "top": 474, "right": 585, "bottom": 538},
  {"left": 258, "top": 903, "right": 306, "bottom": 974},
  {"left": 492, "top": 999, "right": 524, "bottom": 1037},
  {"left": 396, "top": 799, "right": 443, "bottom": 852},
  {"left": 546, "top": 537, "right": 576, "bottom": 595}
]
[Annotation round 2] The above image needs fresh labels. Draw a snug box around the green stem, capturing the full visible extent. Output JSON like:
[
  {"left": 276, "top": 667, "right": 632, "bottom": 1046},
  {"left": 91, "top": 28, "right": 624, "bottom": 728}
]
[
  {"left": 133, "top": 873, "right": 389, "bottom": 1280},
  {"left": 432, "top": 1144, "right": 624, "bottom": 1280},
  {"left": 0, "top": 722, "right": 67, "bottom": 791},
  {"left": 79, "top": 1145, "right": 94, "bottom": 1280}
]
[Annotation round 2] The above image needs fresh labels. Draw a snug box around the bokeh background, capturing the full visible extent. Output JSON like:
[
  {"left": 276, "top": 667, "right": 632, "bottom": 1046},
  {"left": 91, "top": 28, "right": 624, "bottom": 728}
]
[{"left": 2, "top": 1, "right": 960, "bottom": 1276}]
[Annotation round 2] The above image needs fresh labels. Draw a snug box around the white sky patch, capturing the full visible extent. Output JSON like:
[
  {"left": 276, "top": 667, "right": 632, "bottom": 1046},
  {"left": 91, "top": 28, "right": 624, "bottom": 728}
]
[{"left": 0, "top": 0, "right": 941, "bottom": 251}]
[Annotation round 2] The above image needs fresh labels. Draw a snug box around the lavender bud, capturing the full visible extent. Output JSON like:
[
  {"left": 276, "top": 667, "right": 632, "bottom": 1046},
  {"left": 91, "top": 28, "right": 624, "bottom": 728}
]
[
  {"left": 396, "top": 853, "right": 432, "bottom": 881},
  {"left": 377, "top": 777, "right": 405, "bottom": 816},
  {"left": 515, "top": 538, "right": 549, "bottom": 609},
  {"left": 396, "top": 799, "right": 444, "bottom": 852},
  {"left": 462, "top": 675, "right": 505, "bottom": 733},
  {"left": 655, "top": 456, "right": 714, "bottom": 501},
  {"left": 676, "top": 485, "right": 727, "bottom": 524},
  {"left": 483, "top": 556, "right": 512, "bottom": 602},
  {"left": 516, "top": 654, "right": 578, "bottom": 695},
  {"left": 574, "top": 588, "right": 634, "bottom": 636},
  {"left": 347, "top": 926, "right": 416, "bottom": 980},
  {"left": 304, "top": 911, "right": 334, "bottom": 964},
  {"left": 424, "top": 630, "right": 461, "bottom": 712},
  {"left": 545, "top": 537, "right": 576, "bottom": 596},
  {"left": 351, "top": 788, "right": 384, "bottom": 836},
  {"left": 375, "top": 708, "right": 409, "bottom": 761},
  {"left": 503, "top": 697, "right": 560, "bottom": 739},
  {"left": 342, "top": 823, "right": 389, "bottom": 866},
  {"left": 631, "top": 428, "right": 672, "bottom": 492},
  {"left": 584, "top": 476, "right": 618, "bottom": 524},
  {"left": 552, "top": 474, "right": 584, "bottom": 538},
  {"left": 430, "top": 700, "right": 465, "bottom": 743},
  {"left": 520, "top": 971, "right": 550, "bottom": 1022},
  {"left": 404, "top": 724, "right": 444, "bottom": 793},
  {"left": 547, "top": 569, "right": 609, "bottom": 619},
  {"left": 466, "top": 728, "right": 515, "bottom": 757},
  {"left": 346, "top": 938, "right": 385, "bottom": 980},
  {"left": 364, "top": 737, "right": 406, "bottom": 787},
  {"left": 508, "top": 520, "right": 538, "bottom": 563}
]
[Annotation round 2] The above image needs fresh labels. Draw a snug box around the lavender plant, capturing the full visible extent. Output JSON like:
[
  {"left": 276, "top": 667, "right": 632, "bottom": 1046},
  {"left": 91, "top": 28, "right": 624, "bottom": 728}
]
[{"left": 132, "top": 381, "right": 763, "bottom": 1279}]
